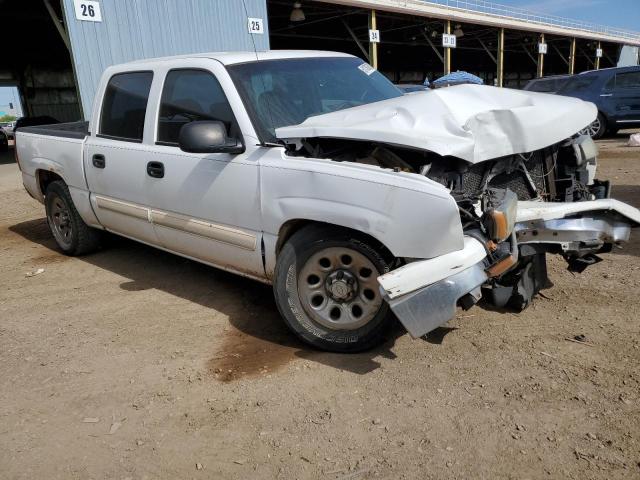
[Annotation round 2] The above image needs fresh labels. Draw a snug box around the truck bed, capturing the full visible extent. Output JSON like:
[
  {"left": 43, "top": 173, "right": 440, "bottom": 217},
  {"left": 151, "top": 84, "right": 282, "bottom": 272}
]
[{"left": 18, "top": 121, "right": 89, "bottom": 140}]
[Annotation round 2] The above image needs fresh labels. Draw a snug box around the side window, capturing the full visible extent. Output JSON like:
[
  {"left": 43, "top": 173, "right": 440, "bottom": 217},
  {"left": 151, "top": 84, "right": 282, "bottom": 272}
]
[
  {"left": 157, "top": 69, "right": 237, "bottom": 145},
  {"left": 615, "top": 72, "right": 640, "bottom": 89},
  {"left": 100, "top": 72, "right": 153, "bottom": 142}
]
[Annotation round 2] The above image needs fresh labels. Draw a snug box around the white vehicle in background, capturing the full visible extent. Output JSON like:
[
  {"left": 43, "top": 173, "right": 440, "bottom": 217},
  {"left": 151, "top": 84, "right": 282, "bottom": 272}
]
[{"left": 15, "top": 51, "right": 640, "bottom": 352}]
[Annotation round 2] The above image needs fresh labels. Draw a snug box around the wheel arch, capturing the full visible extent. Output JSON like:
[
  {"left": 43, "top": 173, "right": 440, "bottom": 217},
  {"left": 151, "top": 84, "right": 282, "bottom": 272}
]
[
  {"left": 598, "top": 109, "right": 612, "bottom": 127},
  {"left": 275, "top": 218, "right": 394, "bottom": 261},
  {"left": 36, "top": 169, "right": 65, "bottom": 196}
]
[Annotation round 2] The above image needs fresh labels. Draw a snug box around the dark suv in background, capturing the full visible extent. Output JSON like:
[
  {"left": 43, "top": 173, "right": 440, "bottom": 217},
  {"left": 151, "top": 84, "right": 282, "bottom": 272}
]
[{"left": 555, "top": 66, "right": 640, "bottom": 139}]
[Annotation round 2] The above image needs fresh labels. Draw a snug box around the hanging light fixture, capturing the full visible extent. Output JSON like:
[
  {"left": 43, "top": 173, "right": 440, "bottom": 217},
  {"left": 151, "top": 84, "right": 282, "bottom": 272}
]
[
  {"left": 290, "top": 2, "right": 305, "bottom": 22},
  {"left": 453, "top": 24, "right": 464, "bottom": 38}
]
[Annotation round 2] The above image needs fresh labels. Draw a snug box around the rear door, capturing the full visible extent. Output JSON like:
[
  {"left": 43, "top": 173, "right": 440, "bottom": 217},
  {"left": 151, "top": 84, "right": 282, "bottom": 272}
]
[
  {"left": 611, "top": 70, "right": 640, "bottom": 126},
  {"left": 84, "top": 70, "right": 159, "bottom": 245}
]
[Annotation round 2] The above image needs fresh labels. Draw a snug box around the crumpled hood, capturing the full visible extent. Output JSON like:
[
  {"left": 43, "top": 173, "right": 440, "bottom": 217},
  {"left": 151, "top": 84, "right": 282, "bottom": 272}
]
[{"left": 275, "top": 84, "right": 597, "bottom": 163}]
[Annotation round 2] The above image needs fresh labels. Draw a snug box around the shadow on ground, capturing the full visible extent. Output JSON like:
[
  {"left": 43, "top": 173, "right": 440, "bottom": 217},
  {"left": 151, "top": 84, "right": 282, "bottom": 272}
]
[{"left": 9, "top": 218, "right": 407, "bottom": 381}]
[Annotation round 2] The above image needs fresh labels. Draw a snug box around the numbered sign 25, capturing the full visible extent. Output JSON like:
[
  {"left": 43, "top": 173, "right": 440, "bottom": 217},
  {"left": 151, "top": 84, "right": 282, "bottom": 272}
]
[
  {"left": 73, "top": 0, "right": 102, "bottom": 22},
  {"left": 248, "top": 18, "right": 265, "bottom": 35}
]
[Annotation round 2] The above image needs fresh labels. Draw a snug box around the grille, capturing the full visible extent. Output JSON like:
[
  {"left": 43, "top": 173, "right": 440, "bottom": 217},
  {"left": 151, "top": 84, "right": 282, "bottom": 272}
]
[{"left": 489, "top": 170, "right": 534, "bottom": 199}]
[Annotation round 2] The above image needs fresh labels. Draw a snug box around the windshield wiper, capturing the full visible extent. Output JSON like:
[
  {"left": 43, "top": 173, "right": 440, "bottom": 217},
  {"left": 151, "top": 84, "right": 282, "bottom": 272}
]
[{"left": 258, "top": 141, "right": 285, "bottom": 148}]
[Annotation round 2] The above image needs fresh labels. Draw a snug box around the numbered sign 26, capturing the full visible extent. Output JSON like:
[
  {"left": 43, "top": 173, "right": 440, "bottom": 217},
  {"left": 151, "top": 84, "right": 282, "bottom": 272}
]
[
  {"left": 73, "top": 0, "right": 102, "bottom": 22},
  {"left": 248, "top": 18, "right": 265, "bottom": 35}
]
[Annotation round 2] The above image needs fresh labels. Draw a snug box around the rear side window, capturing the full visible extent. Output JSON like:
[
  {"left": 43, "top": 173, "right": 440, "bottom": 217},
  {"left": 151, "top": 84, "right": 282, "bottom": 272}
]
[
  {"left": 528, "top": 80, "right": 554, "bottom": 93},
  {"left": 100, "top": 72, "right": 153, "bottom": 142},
  {"left": 615, "top": 71, "right": 640, "bottom": 89},
  {"left": 157, "top": 69, "right": 237, "bottom": 145},
  {"left": 557, "top": 76, "right": 596, "bottom": 94}
]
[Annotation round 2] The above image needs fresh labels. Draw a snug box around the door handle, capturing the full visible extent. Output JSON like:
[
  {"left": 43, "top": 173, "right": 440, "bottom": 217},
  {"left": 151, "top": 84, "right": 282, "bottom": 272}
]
[
  {"left": 92, "top": 154, "right": 105, "bottom": 168},
  {"left": 147, "top": 161, "right": 165, "bottom": 178},
  {"left": 600, "top": 94, "right": 613, "bottom": 97}
]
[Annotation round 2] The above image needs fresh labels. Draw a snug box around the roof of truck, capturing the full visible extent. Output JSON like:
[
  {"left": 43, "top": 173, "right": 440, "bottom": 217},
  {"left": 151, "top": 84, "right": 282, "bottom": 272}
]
[{"left": 122, "top": 50, "right": 353, "bottom": 67}]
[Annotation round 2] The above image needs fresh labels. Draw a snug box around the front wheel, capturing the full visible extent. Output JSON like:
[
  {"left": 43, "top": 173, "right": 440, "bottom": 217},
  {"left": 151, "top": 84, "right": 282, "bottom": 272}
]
[
  {"left": 45, "top": 180, "right": 102, "bottom": 255},
  {"left": 273, "top": 225, "right": 395, "bottom": 352},
  {"left": 581, "top": 112, "right": 606, "bottom": 139}
]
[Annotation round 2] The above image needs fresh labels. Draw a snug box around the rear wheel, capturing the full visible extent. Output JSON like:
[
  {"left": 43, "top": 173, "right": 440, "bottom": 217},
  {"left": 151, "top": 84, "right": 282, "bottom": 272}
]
[
  {"left": 273, "top": 225, "right": 394, "bottom": 352},
  {"left": 45, "top": 180, "right": 102, "bottom": 255}
]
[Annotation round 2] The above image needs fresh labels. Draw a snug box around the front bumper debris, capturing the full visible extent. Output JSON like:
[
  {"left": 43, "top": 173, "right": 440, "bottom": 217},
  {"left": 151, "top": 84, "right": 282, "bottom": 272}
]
[
  {"left": 378, "top": 198, "right": 640, "bottom": 339},
  {"left": 378, "top": 236, "right": 488, "bottom": 338},
  {"left": 384, "top": 262, "right": 487, "bottom": 338}
]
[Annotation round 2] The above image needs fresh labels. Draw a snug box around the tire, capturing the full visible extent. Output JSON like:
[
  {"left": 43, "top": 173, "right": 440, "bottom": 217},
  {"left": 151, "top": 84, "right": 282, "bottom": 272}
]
[
  {"left": 45, "top": 180, "right": 102, "bottom": 255},
  {"left": 584, "top": 112, "right": 607, "bottom": 140},
  {"left": 273, "top": 224, "right": 395, "bottom": 352}
]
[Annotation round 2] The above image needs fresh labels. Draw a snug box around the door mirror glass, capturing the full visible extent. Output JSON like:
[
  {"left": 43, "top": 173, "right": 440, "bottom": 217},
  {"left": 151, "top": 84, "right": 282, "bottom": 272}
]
[{"left": 178, "top": 121, "right": 244, "bottom": 154}]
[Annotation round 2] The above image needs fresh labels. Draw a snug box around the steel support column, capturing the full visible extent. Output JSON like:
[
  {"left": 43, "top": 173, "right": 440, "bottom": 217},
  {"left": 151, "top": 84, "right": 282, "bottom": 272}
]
[
  {"left": 569, "top": 38, "right": 576, "bottom": 74},
  {"left": 497, "top": 28, "right": 505, "bottom": 87},
  {"left": 595, "top": 41, "right": 601, "bottom": 70},
  {"left": 444, "top": 20, "right": 451, "bottom": 75},
  {"left": 368, "top": 10, "right": 378, "bottom": 69},
  {"left": 537, "top": 33, "right": 545, "bottom": 78}
]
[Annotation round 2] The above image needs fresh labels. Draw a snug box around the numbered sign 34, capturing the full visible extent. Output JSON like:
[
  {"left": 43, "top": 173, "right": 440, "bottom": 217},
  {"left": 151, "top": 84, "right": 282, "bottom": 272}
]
[
  {"left": 73, "top": 0, "right": 102, "bottom": 22},
  {"left": 442, "top": 34, "right": 457, "bottom": 48},
  {"left": 248, "top": 18, "right": 265, "bottom": 35},
  {"left": 369, "top": 29, "right": 380, "bottom": 43}
]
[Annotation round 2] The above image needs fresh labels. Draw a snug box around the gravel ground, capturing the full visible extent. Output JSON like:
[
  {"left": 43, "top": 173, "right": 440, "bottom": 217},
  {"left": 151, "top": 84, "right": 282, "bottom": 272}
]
[{"left": 1, "top": 132, "right": 639, "bottom": 480}]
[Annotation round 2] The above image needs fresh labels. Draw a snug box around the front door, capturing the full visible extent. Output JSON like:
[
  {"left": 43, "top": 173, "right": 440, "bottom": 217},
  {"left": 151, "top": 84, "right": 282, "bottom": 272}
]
[{"left": 143, "top": 67, "right": 264, "bottom": 278}]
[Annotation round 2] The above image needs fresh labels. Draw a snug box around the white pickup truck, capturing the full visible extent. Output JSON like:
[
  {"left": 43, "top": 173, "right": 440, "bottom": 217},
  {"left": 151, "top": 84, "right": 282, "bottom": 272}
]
[{"left": 16, "top": 50, "right": 640, "bottom": 352}]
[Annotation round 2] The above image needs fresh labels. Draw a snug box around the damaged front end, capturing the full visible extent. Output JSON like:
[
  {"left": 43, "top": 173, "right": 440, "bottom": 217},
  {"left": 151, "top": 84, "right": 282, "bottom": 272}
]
[
  {"left": 275, "top": 83, "right": 640, "bottom": 339},
  {"left": 378, "top": 191, "right": 640, "bottom": 339}
]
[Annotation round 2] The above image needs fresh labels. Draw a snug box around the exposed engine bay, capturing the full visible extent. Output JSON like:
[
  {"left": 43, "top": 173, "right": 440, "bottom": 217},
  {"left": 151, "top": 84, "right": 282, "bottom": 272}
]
[
  {"left": 285, "top": 134, "right": 616, "bottom": 312},
  {"left": 286, "top": 134, "right": 608, "bottom": 204}
]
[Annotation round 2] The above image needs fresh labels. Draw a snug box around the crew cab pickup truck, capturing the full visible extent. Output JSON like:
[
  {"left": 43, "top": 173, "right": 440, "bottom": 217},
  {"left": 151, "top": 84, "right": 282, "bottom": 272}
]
[{"left": 16, "top": 51, "right": 640, "bottom": 352}]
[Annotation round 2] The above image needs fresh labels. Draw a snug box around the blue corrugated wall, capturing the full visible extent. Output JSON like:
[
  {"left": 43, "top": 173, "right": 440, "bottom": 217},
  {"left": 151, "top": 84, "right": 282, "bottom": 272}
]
[{"left": 62, "top": 0, "right": 270, "bottom": 118}]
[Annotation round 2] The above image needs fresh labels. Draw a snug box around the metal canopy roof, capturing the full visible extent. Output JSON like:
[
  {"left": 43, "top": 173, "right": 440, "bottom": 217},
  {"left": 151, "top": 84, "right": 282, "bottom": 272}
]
[{"left": 316, "top": 0, "right": 640, "bottom": 46}]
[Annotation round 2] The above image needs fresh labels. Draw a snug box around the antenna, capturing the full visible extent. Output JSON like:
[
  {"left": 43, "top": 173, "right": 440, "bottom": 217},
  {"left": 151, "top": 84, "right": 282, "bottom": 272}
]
[
  {"left": 241, "top": 0, "right": 260, "bottom": 62},
  {"left": 241, "top": 0, "right": 280, "bottom": 147}
]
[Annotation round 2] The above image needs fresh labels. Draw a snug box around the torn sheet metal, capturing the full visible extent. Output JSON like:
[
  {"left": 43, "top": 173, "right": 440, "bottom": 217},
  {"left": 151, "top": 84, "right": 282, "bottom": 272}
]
[{"left": 516, "top": 199, "right": 640, "bottom": 225}]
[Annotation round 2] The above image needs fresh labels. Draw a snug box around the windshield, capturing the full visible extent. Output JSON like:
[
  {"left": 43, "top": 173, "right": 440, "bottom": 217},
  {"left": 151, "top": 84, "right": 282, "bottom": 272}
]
[{"left": 227, "top": 57, "right": 402, "bottom": 143}]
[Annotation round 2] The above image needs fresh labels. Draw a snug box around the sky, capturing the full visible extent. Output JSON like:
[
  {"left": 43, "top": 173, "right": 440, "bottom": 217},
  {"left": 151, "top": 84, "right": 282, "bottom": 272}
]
[
  {"left": 0, "top": 87, "right": 22, "bottom": 117},
  {"left": 495, "top": 0, "right": 640, "bottom": 32}
]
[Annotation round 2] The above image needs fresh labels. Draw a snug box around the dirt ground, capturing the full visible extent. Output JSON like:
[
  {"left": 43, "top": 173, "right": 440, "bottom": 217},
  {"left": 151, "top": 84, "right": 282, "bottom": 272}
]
[{"left": 1, "top": 132, "right": 639, "bottom": 480}]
